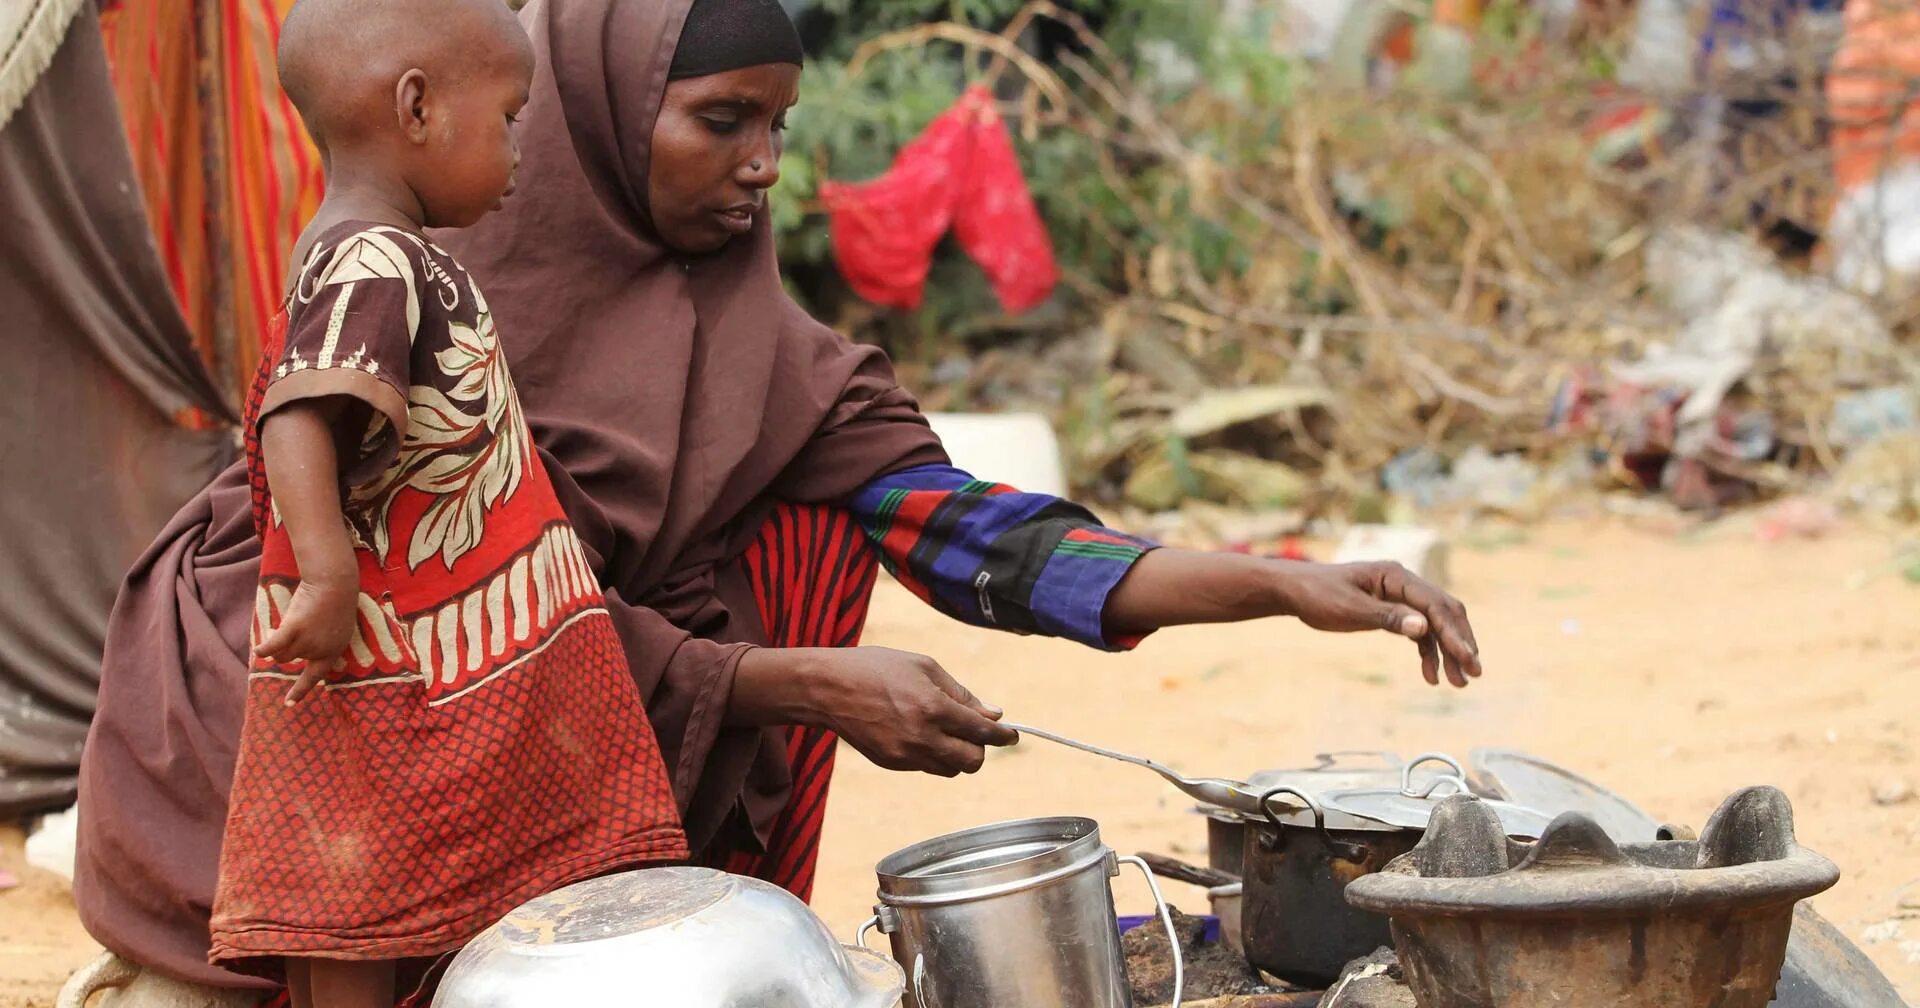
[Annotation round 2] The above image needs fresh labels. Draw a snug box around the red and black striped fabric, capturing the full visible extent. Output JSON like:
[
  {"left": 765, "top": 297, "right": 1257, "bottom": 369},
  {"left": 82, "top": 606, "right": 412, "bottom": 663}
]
[{"left": 720, "top": 503, "right": 879, "bottom": 902}]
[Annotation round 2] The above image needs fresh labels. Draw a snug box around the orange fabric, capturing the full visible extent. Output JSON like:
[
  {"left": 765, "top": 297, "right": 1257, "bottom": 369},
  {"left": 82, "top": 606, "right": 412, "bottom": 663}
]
[
  {"left": 1828, "top": 0, "right": 1920, "bottom": 193},
  {"left": 98, "top": 0, "right": 322, "bottom": 404},
  {"left": 1433, "top": 0, "right": 1481, "bottom": 29}
]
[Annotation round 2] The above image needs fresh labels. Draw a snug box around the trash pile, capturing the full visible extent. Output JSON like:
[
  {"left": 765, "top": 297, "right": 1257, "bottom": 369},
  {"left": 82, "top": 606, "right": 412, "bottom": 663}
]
[{"left": 781, "top": 0, "right": 1920, "bottom": 527}]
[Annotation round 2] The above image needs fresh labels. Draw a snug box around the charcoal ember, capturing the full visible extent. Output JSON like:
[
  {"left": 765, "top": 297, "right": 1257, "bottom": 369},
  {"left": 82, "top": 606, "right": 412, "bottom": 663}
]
[{"left": 1123, "top": 906, "right": 1267, "bottom": 1005}]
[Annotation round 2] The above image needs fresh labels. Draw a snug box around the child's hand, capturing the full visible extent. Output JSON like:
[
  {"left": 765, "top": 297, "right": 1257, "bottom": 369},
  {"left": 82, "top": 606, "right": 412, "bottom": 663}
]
[{"left": 254, "top": 576, "right": 359, "bottom": 705}]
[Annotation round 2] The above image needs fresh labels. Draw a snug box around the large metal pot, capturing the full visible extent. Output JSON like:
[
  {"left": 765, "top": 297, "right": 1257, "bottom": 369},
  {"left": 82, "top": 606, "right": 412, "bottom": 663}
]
[
  {"left": 1194, "top": 753, "right": 1436, "bottom": 986},
  {"left": 433, "top": 866, "right": 904, "bottom": 1008},
  {"left": 862, "top": 816, "right": 1183, "bottom": 1008},
  {"left": 1239, "top": 787, "right": 1423, "bottom": 987},
  {"left": 1200, "top": 752, "right": 1426, "bottom": 878}
]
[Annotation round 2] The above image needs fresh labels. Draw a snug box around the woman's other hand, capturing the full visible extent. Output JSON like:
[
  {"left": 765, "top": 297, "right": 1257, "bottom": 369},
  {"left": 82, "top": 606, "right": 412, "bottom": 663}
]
[
  {"left": 1104, "top": 549, "right": 1481, "bottom": 688},
  {"left": 731, "top": 646, "right": 1018, "bottom": 776},
  {"left": 1270, "top": 561, "right": 1481, "bottom": 688}
]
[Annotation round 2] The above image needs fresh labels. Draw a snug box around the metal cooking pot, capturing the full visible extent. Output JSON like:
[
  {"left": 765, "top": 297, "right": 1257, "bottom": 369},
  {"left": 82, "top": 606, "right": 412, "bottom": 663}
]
[
  {"left": 433, "top": 866, "right": 904, "bottom": 1008},
  {"left": 1239, "top": 785, "right": 1423, "bottom": 988},
  {"left": 1199, "top": 752, "right": 1425, "bottom": 878},
  {"left": 861, "top": 816, "right": 1183, "bottom": 1008},
  {"left": 1233, "top": 754, "right": 1550, "bottom": 987}
]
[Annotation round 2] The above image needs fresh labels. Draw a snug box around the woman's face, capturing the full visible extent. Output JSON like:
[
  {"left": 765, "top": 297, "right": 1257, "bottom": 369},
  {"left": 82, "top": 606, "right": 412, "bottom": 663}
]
[{"left": 648, "top": 63, "right": 800, "bottom": 255}]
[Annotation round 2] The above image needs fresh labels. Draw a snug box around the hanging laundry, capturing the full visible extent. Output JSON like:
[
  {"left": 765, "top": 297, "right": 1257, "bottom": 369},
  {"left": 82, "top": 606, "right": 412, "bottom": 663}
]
[{"left": 821, "top": 86, "right": 1059, "bottom": 314}]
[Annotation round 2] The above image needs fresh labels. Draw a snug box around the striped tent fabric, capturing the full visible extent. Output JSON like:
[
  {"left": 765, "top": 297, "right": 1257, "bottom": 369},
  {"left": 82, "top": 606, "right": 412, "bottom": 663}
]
[{"left": 98, "top": 0, "right": 322, "bottom": 411}]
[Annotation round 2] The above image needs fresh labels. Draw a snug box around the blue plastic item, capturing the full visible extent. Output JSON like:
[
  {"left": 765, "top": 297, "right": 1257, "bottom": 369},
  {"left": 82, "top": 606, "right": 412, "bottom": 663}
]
[{"left": 1117, "top": 913, "right": 1219, "bottom": 944}]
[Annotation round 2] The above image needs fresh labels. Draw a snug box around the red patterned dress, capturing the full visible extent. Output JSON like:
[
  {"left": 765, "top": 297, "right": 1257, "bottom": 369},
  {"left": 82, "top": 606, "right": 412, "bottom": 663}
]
[{"left": 209, "top": 221, "right": 687, "bottom": 971}]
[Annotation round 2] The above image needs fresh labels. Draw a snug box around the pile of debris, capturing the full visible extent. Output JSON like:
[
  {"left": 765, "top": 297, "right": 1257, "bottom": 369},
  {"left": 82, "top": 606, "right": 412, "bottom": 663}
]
[{"left": 812, "top": 2, "right": 1920, "bottom": 526}]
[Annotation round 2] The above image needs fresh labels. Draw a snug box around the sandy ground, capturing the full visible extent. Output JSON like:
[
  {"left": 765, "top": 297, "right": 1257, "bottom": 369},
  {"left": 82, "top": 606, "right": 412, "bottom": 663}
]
[{"left": 3, "top": 517, "right": 1918, "bottom": 1005}]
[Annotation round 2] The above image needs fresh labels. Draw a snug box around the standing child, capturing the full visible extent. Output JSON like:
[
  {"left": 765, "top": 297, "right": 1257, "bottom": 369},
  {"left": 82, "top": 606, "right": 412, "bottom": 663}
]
[{"left": 208, "top": 1, "right": 688, "bottom": 1004}]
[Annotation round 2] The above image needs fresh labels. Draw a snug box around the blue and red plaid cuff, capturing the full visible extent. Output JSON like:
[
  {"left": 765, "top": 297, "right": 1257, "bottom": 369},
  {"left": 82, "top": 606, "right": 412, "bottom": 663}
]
[{"left": 850, "top": 464, "right": 1157, "bottom": 650}]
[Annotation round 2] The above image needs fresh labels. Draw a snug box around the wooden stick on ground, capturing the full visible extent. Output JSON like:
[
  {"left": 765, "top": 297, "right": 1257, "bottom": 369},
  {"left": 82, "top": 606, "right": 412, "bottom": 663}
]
[{"left": 1135, "top": 851, "right": 1240, "bottom": 889}]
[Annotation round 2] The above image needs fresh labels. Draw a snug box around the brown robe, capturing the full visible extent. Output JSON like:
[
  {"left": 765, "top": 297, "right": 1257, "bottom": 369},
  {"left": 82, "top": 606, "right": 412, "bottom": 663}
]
[{"left": 75, "top": 0, "right": 945, "bottom": 987}]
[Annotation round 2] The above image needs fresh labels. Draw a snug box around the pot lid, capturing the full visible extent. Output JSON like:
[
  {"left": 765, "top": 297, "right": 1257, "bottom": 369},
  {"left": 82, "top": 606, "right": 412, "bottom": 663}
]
[
  {"left": 1200, "top": 751, "right": 1458, "bottom": 831},
  {"left": 1322, "top": 785, "right": 1556, "bottom": 838},
  {"left": 1469, "top": 748, "right": 1660, "bottom": 842}
]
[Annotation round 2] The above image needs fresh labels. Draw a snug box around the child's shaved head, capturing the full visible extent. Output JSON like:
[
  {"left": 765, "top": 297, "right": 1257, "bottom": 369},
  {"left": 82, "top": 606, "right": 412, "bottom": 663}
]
[{"left": 278, "top": 0, "right": 531, "bottom": 148}]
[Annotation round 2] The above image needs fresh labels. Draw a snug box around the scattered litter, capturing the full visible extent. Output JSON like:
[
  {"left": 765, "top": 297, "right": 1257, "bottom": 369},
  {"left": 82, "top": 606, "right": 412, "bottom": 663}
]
[
  {"left": 1872, "top": 779, "right": 1915, "bottom": 807},
  {"left": 1861, "top": 919, "right": 1904, "bottom": 945},
  {"left": 1381, "top": 448, "right": 1541, "bottom": 516},
  {"left": 1829, "top": 387, "right": 1918, "bottom": 449},
  {"left": 1125, "top": 447, "right": 1309, "bottom": 512},
  {"left": 1756, "top": 496, "right": 1841, "bottom": 542},
  {"left": 1382, "top": 450, "right": 1449, "bottom": 511},
  {"left": 1223, "top": 537, "right": 1311, "bottom": 561},
  {"left": 24, "top": 806, "right": 77, "bottom": 885},
  {"left": 1833, "top": 433, "right": 1920, "bottom": 524},
  {"left": 1199, "top": 507, "right": 1309, "bottom": 553},
  {"left": 1332, "top": 525, "right": 1450, "bottom": 586},
  {"left": 1169, "top": 384, "right": 1329, "bottom": 439},
  {"left": 1446, "top": 446, "right": 1540, "bottom": 514},
  {"left": 925, "top": 412, "right": 1067, "bottom": 499}
]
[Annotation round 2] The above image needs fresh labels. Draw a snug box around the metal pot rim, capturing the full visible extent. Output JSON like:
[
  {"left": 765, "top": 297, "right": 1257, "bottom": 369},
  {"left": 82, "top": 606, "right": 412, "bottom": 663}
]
[{"left": 875, "top": 815, "right": 1106, "bottom": 901}]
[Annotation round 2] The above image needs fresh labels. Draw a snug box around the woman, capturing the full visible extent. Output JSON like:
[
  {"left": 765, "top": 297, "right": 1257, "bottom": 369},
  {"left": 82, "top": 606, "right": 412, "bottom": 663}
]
[{"left": 73, "top": 0, "right": 1479, "bottom": 995}]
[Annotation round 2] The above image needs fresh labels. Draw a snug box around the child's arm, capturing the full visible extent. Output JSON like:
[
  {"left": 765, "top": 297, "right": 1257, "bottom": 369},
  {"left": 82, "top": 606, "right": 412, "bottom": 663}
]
[{"left": 254, "top": 397, "right": 364, "bottom": 705}]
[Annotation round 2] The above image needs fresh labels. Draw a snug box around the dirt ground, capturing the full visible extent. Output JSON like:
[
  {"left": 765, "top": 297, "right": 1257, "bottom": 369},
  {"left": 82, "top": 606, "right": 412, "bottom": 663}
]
[{"left": 4, "top": 517, "right": 1918, "bottom": 1005}]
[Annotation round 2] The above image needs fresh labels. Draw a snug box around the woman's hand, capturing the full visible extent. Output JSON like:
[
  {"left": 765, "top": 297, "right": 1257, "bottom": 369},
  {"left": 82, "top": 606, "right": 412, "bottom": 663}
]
[
  {"left": 1104, "top": 549, "right": 1481, "bottom": 687},
  {"left": 731, "top": 646, "right": 1018, "bottom": 777},
  {"left": 1268, "top": 561, "right": 1481, "bottom": 688}
]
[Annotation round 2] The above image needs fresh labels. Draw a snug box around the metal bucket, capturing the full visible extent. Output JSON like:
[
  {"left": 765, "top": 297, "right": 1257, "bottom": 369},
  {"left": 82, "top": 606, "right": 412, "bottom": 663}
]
[{"left": 859, "top": 816, "right": 1182, "bottom": 1008}]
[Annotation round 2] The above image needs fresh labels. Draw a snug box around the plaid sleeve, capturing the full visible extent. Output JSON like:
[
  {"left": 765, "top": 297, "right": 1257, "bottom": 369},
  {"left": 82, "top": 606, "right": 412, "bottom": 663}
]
[{"left": 850, "top": 465, "right": 1158, "bottom": 651}]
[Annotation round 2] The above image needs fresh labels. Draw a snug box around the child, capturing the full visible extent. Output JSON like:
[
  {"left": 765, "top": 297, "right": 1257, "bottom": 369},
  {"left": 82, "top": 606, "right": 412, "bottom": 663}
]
[{"left": 208, "top": 1, "right": 688, "bottom": 1004}]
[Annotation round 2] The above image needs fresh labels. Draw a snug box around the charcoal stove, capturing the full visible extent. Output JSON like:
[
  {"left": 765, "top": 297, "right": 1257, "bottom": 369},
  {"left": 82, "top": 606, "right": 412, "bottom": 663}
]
[{"left": 1346, "top": 786, "right": 1840, "bottom": 1008}]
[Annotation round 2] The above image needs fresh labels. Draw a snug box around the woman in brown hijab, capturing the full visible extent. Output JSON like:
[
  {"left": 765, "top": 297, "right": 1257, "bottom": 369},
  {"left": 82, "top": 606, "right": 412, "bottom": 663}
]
[{"left": 74, "top": 0, "right": 1480, "bottom": 996}]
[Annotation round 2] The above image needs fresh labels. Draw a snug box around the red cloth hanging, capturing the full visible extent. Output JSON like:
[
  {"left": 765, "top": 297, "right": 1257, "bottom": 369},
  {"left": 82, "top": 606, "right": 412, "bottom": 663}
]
[{"left": 821, "top": 86, "right": 1058, "bottom": 314}]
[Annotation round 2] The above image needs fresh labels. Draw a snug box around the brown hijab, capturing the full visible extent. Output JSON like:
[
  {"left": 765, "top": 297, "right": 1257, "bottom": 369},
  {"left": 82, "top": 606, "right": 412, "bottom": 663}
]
[
  {"left": 76, "top": 0, "right": 943, "bottom": 986},
  {"left": 441, "top": 0, "right": 947, "bottom": 848}
]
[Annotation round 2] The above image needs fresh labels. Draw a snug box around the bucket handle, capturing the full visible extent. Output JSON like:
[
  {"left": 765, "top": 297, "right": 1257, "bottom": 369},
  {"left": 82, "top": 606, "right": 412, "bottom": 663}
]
[
  {"left": 1116, "top": 853, "right": 1183, "bottom": 1008},
  {"left": 854, "top": 905, "right": 895, "bottom": 949},
  {"left": 855, "top": 914, "right": 937, "bottom": 1008}
]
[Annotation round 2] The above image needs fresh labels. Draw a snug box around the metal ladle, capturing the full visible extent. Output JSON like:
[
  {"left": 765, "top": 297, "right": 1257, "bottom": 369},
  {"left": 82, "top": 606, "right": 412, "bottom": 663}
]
[{"left": 1003, "top": 722, "right": 1300, "bottom": 818}]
